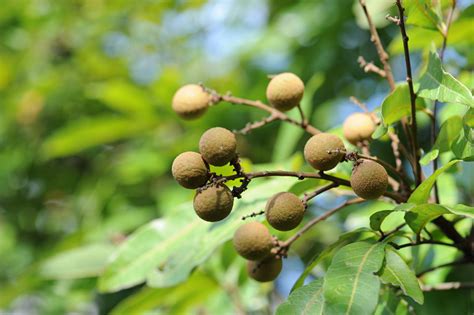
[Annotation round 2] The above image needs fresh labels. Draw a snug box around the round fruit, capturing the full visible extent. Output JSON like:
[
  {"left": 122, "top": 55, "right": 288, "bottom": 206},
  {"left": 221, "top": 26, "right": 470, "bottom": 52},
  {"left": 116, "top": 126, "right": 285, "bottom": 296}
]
[
  {"left": 247, "top": 256, "right": 282, "bottom": 282},
  {"left": 172, "top": 84, "right": 210, "bottom": 120},
  {"left": 233, "top": 222, "right": 273, "bottom": 260},
  {"left": 193, "top": 184, "right": 234, "bottom": 222},
  {"left": 266, "top": 72, "right": 304, "bottom": 112},
  {"left": 171, "top": 151, "right": 209, "bottom": 189},
  {"left": 342, "top": 113, "right": 376, "bottom": 145},
  {"left": 199, "top": 127, "right": 237, "bottom": 166},
  {"left": 350, "top": 160, "right": 388, "bottom": 199},
  {"left": 304, "top": 133, "right": 345, "bottom": 171},
  {"left": 265, "top": 192, "right": 305, "bottom": 231}
]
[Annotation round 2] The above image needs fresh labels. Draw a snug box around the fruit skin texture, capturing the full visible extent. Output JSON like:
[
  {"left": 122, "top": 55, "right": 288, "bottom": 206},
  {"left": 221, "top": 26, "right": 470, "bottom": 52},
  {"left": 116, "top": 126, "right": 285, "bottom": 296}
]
[
  {"left": 265, "top": 192, "right": 305, "bottom": 231},
  {"left": 199, "top": 127, "right": 237, "bottom": 166},
  {"left": 171, "top": 151, "right": 209, "bottom": 189},
  {"left": 172, "top": 84, "right": 210, "bottom": 120},
  {"left": 343, "top": 113, "right": 376, "bottom": 145},
  {"left": 193, "top": 184, "right": 234, "bottom": 222},
  {"left": 247, "top": 256, "right": 282, "bottom": 282},
  {"left": 233, "top": 221, "right": 274, "bottom": 260},
  {"left": 266, "top": 72, "right": 304, "bottom": 112},
  {"left": 350, "top": 160, "right": 388, "bottom": 199},
  {"left": 304, "top": 133, "right": 345, "bottom": 171}
]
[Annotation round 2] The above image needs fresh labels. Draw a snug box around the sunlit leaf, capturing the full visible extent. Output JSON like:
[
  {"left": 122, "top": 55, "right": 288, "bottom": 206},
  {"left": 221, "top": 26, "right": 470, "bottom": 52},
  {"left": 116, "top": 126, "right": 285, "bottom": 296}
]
[
  {"left": 381, "top": 83, "right": 426, "bottom": 125},
  {"left": 408, "top": 159, "right": 460, "bottom": 204},
  {"left": 404, "top": 204, "right": 451, "bottom": 234},
  {"left": 276, "top": 279, "right": 325, "bottom": 315},
  {"left": 380, "top": 248, "right": 424, "bottom": 304},
  {"left": 323, "top": 241, "right": 386, "bottom": 315},
  {"left": 416, "top": 51, "right": 474, "bottom": 108},
  {"left": 405, "top": 0, "right": 443, "bottom": 31}
]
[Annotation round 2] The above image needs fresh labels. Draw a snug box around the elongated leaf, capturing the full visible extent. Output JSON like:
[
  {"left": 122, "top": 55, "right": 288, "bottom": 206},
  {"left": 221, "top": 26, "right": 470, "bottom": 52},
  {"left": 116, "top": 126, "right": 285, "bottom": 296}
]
[
  {"left": 408, "top": 160, "right": 460, "bottom": 204},
  {"left": 111, "top": 272, "right": 218, "bottom": 315},
  {"left": 273, "top": 73, "right": 324, "bottom": 162},
  {"left": 291, "top": 228, "right": 374, "bottom": 292},
  {"left": 41, "top": 243, "right": 115, "bottom": 279},
  {"left": 404, "top": 204, "right": 451, "bottom": 234},
  {"left": 380, "top": 248, "right": 424, "bottom": 304},
  {"left": 372, "top": 124, "right": 388, "bottom": 139},
  {"left": 276, "top": 279, "right": 325, "bottom": 315},
  {"left": 99, "top": 177, "right": 298, "bottom": 292},
  {"left": 452, "top": 109, "right": 474, "bottom": 161},
  {"left": 323, "top": 241, "right": 386, "bottom": 315},
  {"left": 405, "top": 0, "right": 443, "bottom": 31},
  {"left": 370, "top": 210, "right": 396, "bottom": 231},
  {"left": 416, "top": 51, "right": 474, "bottom": 108},
  {"left": 445, "top": 204, "right": 474, "bottom": 219},
  {"left": 42, "top": 115, "right": 158, "bottom": 159},
  {"left": 381, "top": 83, "right": 426, "bottom": 125}
]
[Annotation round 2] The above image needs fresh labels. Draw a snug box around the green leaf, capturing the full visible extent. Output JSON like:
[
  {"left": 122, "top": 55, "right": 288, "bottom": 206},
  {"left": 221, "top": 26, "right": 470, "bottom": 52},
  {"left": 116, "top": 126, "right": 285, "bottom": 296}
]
[
  {"left": 404, "top": 0, "right": 443, "bottom": 32},
  {"left": 276, "top": 279, "right": 325, "bottom": 315},
  {"left": 419, "top": 149, "right": 439, "bottom": 166},
  {"left": 416, "top": 51, "right": 474, "bottom": 108},
  {"left": 445, "top": 204, "right": 474, "bottom": 219},
  {"left": 42, "top": 115, "right": 158, "bottom": 159},
  {"left": 291, "top": 228, "right": 374, "bottom": 292},
  {"left": 381, "top": 83, "right": 426, "bottom": 125},
  {"left": 452, "top": 109, "right": 474, "bottom": 161},
  {"left": 404, "top": 204, "right": 451, "bottom": 234},
  {"left": 40, "top": 243, "right": 115, "bottom": 279},
  {"left": 380, "top": 248, "right": 424, "bottom": 304},
  {"left": 408, "top": 159, "right": 460, "bottom": 204},
  {"left": 372, "top": 124, "right": 388, "bottom": 139},
  {"left": 323, "top": 241, "right": 386, "bottom": 315},
  {"left": 87, "top": 80, "right": 155, "bottom": 116},
  {"left": 273, "top": 73, "right": 324, "bottom": 162},
  {"left": 110, "top": 272, "right": 218, "bottom": 315},
  {"left": 99, "top": 177, "right": 298, "bottom": 293},
  {"left": 370, "top": 210, "right": 395, "bottom": 231}
]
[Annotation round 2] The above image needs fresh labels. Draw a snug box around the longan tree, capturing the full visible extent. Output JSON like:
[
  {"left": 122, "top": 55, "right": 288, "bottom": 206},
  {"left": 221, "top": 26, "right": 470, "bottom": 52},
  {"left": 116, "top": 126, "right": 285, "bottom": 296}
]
[{"left": 168, "top": 0, "right": 473, "bottom": 313}]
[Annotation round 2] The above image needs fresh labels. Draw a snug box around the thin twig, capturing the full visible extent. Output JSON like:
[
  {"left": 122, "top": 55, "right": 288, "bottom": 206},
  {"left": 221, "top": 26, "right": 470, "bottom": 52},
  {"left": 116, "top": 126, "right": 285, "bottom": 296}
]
[
  {"left": 280, "top": 198, "right": 365, "bottom": 249},
  {"left": 234, "top": 115, "right": 278, "bottom": 135},
  {"left": 358, "top": 0, "right": 396, "bottom": 90},
  {"left": 296, "top": 103, "right": 308, "bottom": 128},
  {"left": 417, "top": 259, "right": 470, "bottom": 277},
  {"left": 302, "top": 183, "right": 339, "bottom": 207},
  {"left": 209, "top": 90, "right": 321, "bottom": 135},
  {"left": 349, "top": 96, "right": 369, "bottom": 112},
  {"left": 358, "top": 56, "right": 387, "bottom": 77},
  {"left": 391, "top": 240, "right": 459, "bottom": 250},
  {"left": 394, "top": 0, "right": 422, "bottom": 186},
  {"left": 422, "top": 282, "right": 474, "bottom": 291}
]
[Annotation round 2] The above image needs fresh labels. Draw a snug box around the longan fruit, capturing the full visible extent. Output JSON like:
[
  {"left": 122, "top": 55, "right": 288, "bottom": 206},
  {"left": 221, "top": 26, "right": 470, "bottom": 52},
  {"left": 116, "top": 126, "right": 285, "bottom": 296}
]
[
  {"left": 265, "top": 192, "right": 305, "bottom": 231},
  {"left": 342, "top": 113, "right": 376, "bottom": 145},
  {"left": 171, "top": 151, "right": 209, "bottom": 189},
  {"left": 304, "top": 133, "right": 345, "bottom": 171},
  {"left": 199, "top": 127, "right": 237, "bottom": 166},
  {"left": 266, "top": 72, "right": 304, "bottom": 112},
  {"left": 193, "top": 184, "right": 234, "bottom": 222},
  {"left": 233, "top": 222, "right": 273, "bottom": 260},
  {"left": 172, "top": 84, "right": 210, "bottom": 120},
  {"left": 247, "top": 256, "right": 282, "bottom": 282},
  {"left": 350, "top": 160, "right": 388, "bottom": 199}
]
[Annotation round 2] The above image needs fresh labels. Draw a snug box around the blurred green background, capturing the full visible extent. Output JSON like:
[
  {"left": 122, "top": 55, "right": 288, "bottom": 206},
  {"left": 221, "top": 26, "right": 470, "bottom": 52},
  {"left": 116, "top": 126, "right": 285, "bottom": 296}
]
[{"left": 0, "top": 0, "right": 472, "bottom": 314}]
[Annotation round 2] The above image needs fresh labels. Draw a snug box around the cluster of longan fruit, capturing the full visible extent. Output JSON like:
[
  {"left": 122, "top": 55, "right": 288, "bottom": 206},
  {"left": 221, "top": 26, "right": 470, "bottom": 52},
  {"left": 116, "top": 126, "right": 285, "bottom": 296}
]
[{"left": 171, "top": 72, "right": 389, "bottom": 282}]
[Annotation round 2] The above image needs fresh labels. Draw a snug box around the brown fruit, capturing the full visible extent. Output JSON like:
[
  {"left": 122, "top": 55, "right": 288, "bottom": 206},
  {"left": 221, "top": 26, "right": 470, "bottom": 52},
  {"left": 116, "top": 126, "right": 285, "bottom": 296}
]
[
  {"left": 247, "top": 256, "right": 282, "bottom": 282},
  {"left": 342, "top": 113, "right": 376, "bottom": 145},
  {"left": 266, "top": 72, "right": 304, "bottom": 112},
  {"left": 193, "top": 184, "right": 234, "bottom": 222},
  {"left": 199, "top": 127, "right": 237, "bottom": 166},
  {"left": 171, "top": 151, "right": 209, "bottom": 189},
  {"left": 233, "top": 222, "right": 273, "bottom": 260},
  {"left": 265, "top": 192, "right": 305, "bottom": 231},
  {"left": 350, "top": 160, "right": 388, "bottom": 199},
  {"left": 304, "top": 133, "right": 345, "bottom": 171},
  {"left": 172, "top": 84, "right": 210, "bottom": 120}
]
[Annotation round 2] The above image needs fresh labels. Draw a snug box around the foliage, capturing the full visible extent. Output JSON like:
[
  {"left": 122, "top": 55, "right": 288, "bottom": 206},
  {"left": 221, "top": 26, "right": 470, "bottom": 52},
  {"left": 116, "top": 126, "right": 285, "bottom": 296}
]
[{"left": 0, "top": 0, "right": 472, "bottom": 314}]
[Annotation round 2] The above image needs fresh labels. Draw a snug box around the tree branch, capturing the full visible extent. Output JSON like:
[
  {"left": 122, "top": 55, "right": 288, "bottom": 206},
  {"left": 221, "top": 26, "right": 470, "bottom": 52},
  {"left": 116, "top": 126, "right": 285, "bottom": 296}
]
[
  {"left": 422, "top": 282, "right": 474, "bottom": 291},
  {"left": 394, "top": 0, "right": 422, "bottom": 186},
  {"left": 417, "top": 258, "right": 470, "bottom": 277},
  {"left": 208, "top": 90, "right": 321, "bottom": 135},
  {"left": 302, "top": 183, "right": 339, "bottom": 207},
  {"left": 358, "top": 56, "right": 387, "bottom": 78}
]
